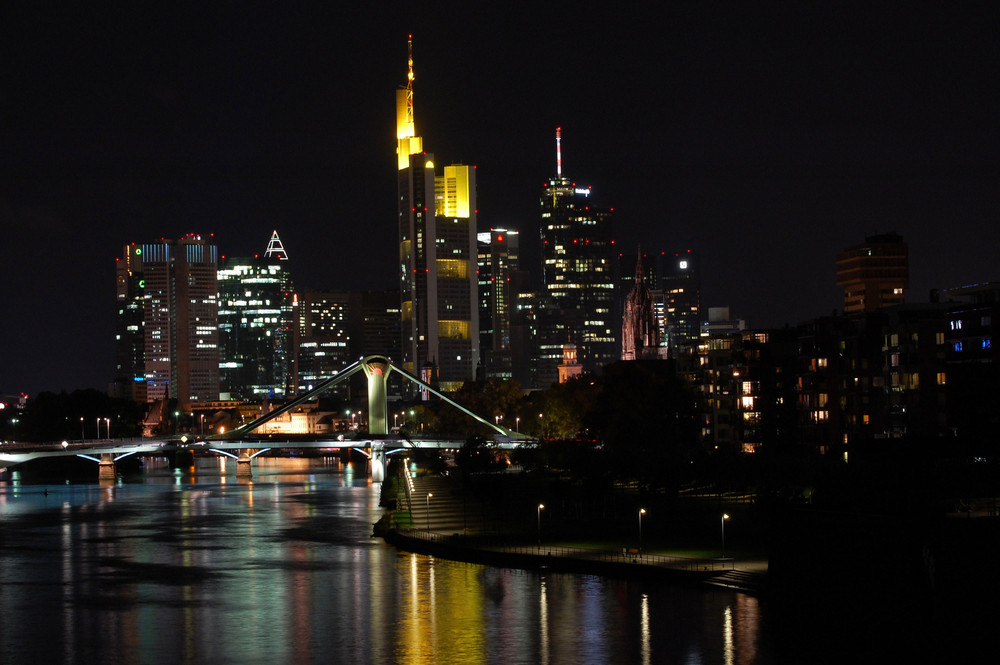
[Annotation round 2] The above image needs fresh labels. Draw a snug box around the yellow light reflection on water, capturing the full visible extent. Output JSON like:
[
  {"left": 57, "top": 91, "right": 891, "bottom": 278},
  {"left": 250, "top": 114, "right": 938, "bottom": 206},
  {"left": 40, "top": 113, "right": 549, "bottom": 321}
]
[{"left": 395, "top": 554, "right": 488, "bottom": 665}]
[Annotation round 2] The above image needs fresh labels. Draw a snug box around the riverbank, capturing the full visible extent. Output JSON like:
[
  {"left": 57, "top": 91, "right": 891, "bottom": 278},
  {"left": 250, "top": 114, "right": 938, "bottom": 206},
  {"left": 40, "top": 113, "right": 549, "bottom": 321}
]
[
  {"left": 382, "top": 526, "right": 768, "bottom": 594},
  {"left": 377, "top": 465, "right": 770, "bottom": 595}
]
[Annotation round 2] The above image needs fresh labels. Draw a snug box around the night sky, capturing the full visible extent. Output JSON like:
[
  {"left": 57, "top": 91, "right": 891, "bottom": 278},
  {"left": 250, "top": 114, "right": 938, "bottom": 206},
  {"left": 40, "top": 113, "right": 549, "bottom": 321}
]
[{"left": 2, "top": 4, "right": 997, "bottom": 397}]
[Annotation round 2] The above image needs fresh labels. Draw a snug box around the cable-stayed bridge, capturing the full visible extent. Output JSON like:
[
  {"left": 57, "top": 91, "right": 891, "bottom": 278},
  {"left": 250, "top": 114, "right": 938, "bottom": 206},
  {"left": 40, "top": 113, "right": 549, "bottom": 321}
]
[{"left": 1, "top": 356, "right": 530, "bottom": 481}]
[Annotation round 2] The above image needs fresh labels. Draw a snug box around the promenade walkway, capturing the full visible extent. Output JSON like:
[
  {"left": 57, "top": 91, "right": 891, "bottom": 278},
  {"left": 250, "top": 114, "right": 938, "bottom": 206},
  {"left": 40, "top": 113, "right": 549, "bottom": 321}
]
[{"left": 386, "top": 470, "right": 769, "bottom": 595}]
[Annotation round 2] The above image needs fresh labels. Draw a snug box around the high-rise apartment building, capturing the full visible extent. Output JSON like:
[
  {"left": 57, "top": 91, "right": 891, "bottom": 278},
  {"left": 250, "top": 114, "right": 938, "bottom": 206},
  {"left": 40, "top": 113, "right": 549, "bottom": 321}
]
[
  {"left": 217, "top": 231, "right": 295, "bottom": 401},
  {"left": 539, "top": 127, "right": 615, "bottom": 374},
  {"left": 477, "top": 228, "right": 519, "bottom": 379},
  {"left": 115, "top": 234, "right": 219, "bottom": 409},
  {"left": 836, "top": 233, "right": 909, "bottom": 314},
  {"left": 396, "top": 37, "right": 479, "bottom": 392}
]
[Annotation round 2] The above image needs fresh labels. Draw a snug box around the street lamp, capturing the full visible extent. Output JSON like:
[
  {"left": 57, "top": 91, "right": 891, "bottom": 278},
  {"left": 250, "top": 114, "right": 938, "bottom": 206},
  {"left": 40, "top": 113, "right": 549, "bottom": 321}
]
[
  {"left": 426, "top": 493, "right": 433, "bottom": 532},
  {"left": 104, "top": 417, "right": 110, "bottom": 439},
  {"left": 537, "top": 503, "right": 545, "bottom": 547},
  {"left": 394, "top": 412, "right": 399, "bottom": 428},
  {"left": 80, "top": 417, "right": 84, "bottom": 440},
  {"left": 200, "top": 414, "right": 205, "bottom": 435},
  {"left": 516, "top": 416, "right": 520, "bottom": 433},
  {"left": 96, "top": 417, "right": 101, "bottom": 439},
  {"left": 639, "top": 508, "right": 646, "bottom": 551},
  {"left": 538, "top": 413, "right": 544, "bottom": 437},
  {"left": 721, "top": 513, "right": 731, "bottom": 558}
]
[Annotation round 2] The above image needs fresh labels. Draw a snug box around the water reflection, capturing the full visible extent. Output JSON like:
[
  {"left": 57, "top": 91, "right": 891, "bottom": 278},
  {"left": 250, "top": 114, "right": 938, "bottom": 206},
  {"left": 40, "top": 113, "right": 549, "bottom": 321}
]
[{"left": 0, "top": 458, "right": 773, "bottom": 664}]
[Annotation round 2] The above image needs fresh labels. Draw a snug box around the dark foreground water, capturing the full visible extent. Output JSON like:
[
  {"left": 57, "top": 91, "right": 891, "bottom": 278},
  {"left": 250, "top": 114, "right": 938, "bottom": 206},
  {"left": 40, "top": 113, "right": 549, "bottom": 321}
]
[{"left": 0, "top": 458, "right": 775, "bottom": 664}]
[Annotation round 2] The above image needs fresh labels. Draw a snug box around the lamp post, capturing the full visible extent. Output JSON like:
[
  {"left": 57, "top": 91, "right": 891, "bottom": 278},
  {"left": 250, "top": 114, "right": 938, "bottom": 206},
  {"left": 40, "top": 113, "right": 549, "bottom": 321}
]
[
  {"left": 103, "top": 417, "right": 110, "bottom": 439},
  {"left": 426, "top": 493, "right": 433, "bottom": 532},
  {"left": 96, "top": 417, "right": 101, "bottom": 439},
  {"left": 80, "top": 417, "right": 84, "bottom": 440},
  {"left": 721, "top": 513, "right": 730, "bottom": 558},
  {"left": 639, "top": 508, "right": 646, "bottom": 551},
  {"left": 200, "top": 414, "right": 205, "bottom": 435},
  {"left": 394, "top": 412, "right": 399, "bottom": 429},
  {"left": 538, "top": 413, "right": 544, "bottom": 437},
  {"left": 516, "top": 417, "right": 520, "bottom": 433},
  {"left": 537, "top": 503, "right": 545, "bottom": 547}
]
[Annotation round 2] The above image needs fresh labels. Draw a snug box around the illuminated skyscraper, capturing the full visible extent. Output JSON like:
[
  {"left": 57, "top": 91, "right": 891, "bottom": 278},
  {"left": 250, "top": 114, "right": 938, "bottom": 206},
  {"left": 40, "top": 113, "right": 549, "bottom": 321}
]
[
  {"left": 539, "top": 127, "right": 615, "bottom": 375},
  {"left": 295, "top": 290, "right": 353, "bottom": 397},
  {"left": 396, "top": 36, "right": 479, "bottom": 392},
  {"left": 217, "top": 231, "right": 295, "bottom": 401},
  {"left": 115, "top": 234, "right": 219, "bottom": 409},
  {"left": 477, "top": 228, "right": 520, "bottom": 379},
  {"left": 660, "top": 249, "right": 702, "bottom": 354},
  {"left": 836, "top": 232, "right": 909, "bottom": 314}
]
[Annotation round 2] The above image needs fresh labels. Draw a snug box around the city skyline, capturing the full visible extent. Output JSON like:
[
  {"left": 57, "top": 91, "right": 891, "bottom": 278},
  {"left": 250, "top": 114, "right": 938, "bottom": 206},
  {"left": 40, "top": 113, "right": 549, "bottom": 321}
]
[{"left": 3, "top": 5, "right": 997, "bottom": 396}]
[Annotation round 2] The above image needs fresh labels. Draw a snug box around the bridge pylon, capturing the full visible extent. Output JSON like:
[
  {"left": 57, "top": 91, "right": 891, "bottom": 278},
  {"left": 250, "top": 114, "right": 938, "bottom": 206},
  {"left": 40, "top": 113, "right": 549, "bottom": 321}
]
[{"left": 207, "top": 355, "right": 528, "bottom": 481}]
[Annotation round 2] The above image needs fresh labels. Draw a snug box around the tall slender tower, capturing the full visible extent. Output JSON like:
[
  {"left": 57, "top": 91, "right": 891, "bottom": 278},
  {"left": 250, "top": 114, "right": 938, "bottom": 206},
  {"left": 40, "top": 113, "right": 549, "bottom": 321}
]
[
  {"left": 396, "top": 36, "right": 479, "bottom": 392},
  {"left": 539, "top": 128, "right": 615, "bottom": 375}
]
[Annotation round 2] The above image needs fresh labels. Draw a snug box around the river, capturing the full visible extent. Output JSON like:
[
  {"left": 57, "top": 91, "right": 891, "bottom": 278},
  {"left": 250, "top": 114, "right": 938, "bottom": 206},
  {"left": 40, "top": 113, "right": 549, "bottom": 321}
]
[{"left": 0, "top": 457, "right": 780, "bottom": 664}]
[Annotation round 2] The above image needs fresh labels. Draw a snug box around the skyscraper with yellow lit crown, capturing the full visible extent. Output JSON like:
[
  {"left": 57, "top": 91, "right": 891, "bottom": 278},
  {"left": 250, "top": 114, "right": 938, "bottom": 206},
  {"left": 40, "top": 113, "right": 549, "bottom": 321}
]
[{"left": 396, "top": 36, "right": 479, "bottom": 392}]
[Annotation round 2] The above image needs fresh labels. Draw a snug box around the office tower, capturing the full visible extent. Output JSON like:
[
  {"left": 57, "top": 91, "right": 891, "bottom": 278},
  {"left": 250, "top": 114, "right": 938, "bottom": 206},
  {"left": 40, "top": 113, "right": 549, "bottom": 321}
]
[
  {"left": 660, "top": 249, "right": 702, "bottom": 354},
  {"left": 113, "top": 245, "right": 148, "bottom": 402},
  {"left": 217, "top": 231, "right": 295, "bottom": 401},
  {"left": 116, "top": 234, "right": 219, "bottom": 409},
  {"left": 396, "top": 36, "right": 479, "bottom": 392},
  {"left": 836, "top": 232, "right": 909, "bottom": 314},
  {"left": 355, "top": 288, "right": 402, "bottom": 361},
  {"left": 539, "top": 127, "right": 616, "bottom": 374},
  {"left": 295, "top": 290, "right": 354, "bottom": 396},
  {"left": 477, "top": 228, "right": 520, "bottom": 379}
]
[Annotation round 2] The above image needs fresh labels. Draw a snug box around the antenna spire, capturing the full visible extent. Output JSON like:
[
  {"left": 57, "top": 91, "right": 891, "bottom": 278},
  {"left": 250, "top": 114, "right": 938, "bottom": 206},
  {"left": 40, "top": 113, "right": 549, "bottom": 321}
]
[
  {"left": 556, "top": 126, "right": 563, "bottom": 178},
  {"left": 406, "top": 34, "right": 415, "bottom": 127}
]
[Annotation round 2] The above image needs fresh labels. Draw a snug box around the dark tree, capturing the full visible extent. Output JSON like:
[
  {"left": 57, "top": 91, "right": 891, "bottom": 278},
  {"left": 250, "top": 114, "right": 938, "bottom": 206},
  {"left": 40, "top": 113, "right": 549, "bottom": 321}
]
[{"left": 584, "top": 361, "right": 701, "bottom": 492}]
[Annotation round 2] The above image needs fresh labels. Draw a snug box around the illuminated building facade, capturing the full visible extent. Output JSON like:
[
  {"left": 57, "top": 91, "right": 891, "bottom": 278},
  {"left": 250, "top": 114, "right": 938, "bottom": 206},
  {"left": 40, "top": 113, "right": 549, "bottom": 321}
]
[
  {"left": 836, "top": 232, "right": 909, "bottom": 313},
  {"left": 621, "top": 252, "right": 662, "bottom": 360},
  {"left": 396, "top": 37, "right": 479, "bottom": 392},
  {"left": 295, "top": 290, "right": 353, "bottom": 397},
  {"left": 217, "top": 231, "right": 294, "bottom": 401},
  {"left": 539, "top": 127, "right": 616, "bottom": 374},
  {"left": 617, "top": 249, "right": 701, "bottom": 357},
  {"left": 116, "top": 234, "right": 219, "bottom": 409},
  {"left": 113, "top": 245, "right": 148, "bottom": 402},
  {"left": 477, "top": 228, "right": 520, "bottom": 379}
]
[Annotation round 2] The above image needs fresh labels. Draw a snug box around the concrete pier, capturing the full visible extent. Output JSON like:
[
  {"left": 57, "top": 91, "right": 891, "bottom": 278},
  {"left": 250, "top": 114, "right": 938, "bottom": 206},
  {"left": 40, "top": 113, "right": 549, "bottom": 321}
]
[
  {"left": 98, "top": 453, "right": 116, "bottom": 481},
  {"left": 236, "top": 451, "right": 253, "bottom": 478}
]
